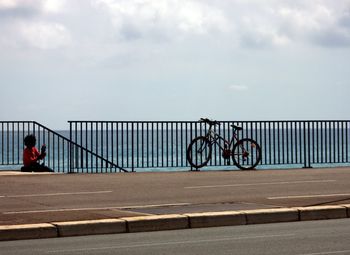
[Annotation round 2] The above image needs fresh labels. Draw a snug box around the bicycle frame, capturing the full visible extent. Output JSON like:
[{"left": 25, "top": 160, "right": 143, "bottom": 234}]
[{"left": 205, "top": 125, "right": 239, "bottom": 152}]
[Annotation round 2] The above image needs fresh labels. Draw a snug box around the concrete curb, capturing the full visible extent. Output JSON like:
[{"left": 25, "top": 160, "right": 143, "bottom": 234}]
[
  {"left": 298, "top": 205, "right": 348, "bottom": 221},
  {"left": 245, "top": 208, "right": 299, "bottom": 224},
  {"left": 1, "top": 204, "right": 350, "bottom": 241},
  {"left": 0, "top": 223, "right": 57, "bottom": 241},
  {"left": 52, "top": 219, "right": 126, "bottom": 237},
  {"left": 121, "top": 214, "right": 189, "bottom": 233},
  {"left": 185, "top": 211, "right": 246, "bottom": 228}
]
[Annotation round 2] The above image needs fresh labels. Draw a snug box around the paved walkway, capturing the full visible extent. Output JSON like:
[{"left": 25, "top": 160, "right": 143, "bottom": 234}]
[{"left": 1, "top": 167, "right": 350, "bottom": 226}]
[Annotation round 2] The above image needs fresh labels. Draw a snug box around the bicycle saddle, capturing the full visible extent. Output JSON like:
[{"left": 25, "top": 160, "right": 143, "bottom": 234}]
[
  {"left": 231, "top": 124, "right": 243, "bottom": 131},
  {"left": 199, "top": 118, "right": 220, "bottom": 126}
]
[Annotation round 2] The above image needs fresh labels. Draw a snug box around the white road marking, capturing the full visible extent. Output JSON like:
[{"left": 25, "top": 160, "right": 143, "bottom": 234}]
[
  {"left": 0, "top": 191, "right": 112, "bottom": 198},
  {"left": 2, "top": 203, "right": 192, "bottom": 215},
  {"left": 47, "top": 234, "right": 295, "bottom": 253},
  {"left": 185, "top": 180, "right": 336, "bottom": 189},
  {"left": 298, "top": 250, "right": 350, "bottom": 255},
  {"left": 268, "top": 193, "right": 350, "bottom": 200}
]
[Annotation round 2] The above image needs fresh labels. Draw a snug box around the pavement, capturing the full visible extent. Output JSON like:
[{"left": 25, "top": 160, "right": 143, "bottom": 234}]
[{"left": 0, "top": 167, "right": 350, "bottom": 241}]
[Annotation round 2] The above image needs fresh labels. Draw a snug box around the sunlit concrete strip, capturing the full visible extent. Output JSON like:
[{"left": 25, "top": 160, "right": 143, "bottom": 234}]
[
  {"left": 268, "top": 193, "right": 350, "bottom": 200},
  {"left": 2, "top": 203, "right": 192, "bottom": 215},
  {"left": 1, "top": 191, "right": 113, "bottom": 198},
  {"left": 185, "top": 180, "right": 336, "bottom": 189}
]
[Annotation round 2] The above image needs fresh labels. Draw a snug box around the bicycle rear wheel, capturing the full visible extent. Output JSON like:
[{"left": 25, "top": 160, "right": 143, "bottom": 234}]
[
  {"left": 186, "top": 136, "right": 212, "bottom": 169},
  {"left": 232, "top": 138, "right": 261, "bottom": 170}
]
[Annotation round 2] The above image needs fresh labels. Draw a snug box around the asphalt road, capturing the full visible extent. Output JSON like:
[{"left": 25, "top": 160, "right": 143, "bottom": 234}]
[
  {"left": 1, "top": 218, "right": 350, "bottom": 255},
  {"left": 1, "top": 167, "right": 350, "bottom": 225}
]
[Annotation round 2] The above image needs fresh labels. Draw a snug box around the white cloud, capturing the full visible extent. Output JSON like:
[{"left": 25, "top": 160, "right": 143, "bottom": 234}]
[
  {"left": 228, "top": 85, "right": 248, "bottom": 91},
  {"left": 92, "top": 0, "right": 230, "bottom": 41},
  {"left": 18, "top": 21, "right": 71, "bottom": 49}
]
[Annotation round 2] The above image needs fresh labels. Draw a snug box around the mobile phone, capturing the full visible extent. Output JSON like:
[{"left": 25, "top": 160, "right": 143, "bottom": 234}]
[{"left": 41, "top": 144, "right": 46, "bottom": 154}]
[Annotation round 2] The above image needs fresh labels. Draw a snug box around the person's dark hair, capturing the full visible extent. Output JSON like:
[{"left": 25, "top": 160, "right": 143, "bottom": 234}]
[{"left": 24, "top": 134, "right": 36, "bottom": 148}]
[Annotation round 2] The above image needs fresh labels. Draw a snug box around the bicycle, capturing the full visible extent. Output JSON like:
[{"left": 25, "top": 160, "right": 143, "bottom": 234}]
[{"left": 186, "top": 118, "right": 261, "bottom": 170}]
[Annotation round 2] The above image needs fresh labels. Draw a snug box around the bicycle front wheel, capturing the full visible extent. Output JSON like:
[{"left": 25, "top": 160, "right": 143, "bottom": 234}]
[
  {"left": 187, "top": 136, "right": 212, "bottom": 169},
  {"left": 232, "top": 138, "right": 261, "bottom": 170}
]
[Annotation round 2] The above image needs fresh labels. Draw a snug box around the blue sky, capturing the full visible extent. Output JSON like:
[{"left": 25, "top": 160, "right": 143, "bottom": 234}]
[{"left": 0, "top": 0, "right": 350, "bottom": 129}]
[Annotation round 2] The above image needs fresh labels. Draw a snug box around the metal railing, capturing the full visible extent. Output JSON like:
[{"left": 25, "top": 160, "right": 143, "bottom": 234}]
[
  {"left": 0, "top": 121, "right": 127, "bottom": 173},
  {"left": 1, "top": 120, "right": 349, "bottom": 173},
  {"left": 68, "top": 120, "right": 350, "bottom": 172}
]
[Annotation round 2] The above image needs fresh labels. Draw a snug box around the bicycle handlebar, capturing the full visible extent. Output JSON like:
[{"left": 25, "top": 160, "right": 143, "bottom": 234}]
[{"left": 199, "top": 118, "right": 220, "bottom": 126}]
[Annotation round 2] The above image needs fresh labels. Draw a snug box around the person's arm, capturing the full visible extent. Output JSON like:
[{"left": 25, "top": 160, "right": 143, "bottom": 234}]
[
  {"left": 33, "top": 147, "right": 45, "bottom": 161},
  {"left": 38, "top": 145, "right": 46, "bottom": 160}
]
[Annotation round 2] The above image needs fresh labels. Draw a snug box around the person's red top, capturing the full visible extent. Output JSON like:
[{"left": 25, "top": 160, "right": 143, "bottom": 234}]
[{"left": 23, "top": 147, "right": 40, "bottom": 167}]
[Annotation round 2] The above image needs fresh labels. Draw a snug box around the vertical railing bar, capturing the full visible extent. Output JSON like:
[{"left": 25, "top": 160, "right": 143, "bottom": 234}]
[
  {"left": 171, "top": 122, "right": 174, "bottom": 167},
  {"left": 324, "top": 121, "right": 327, "bottom": 164},
  {"left": 7, "top": 122, "right": 9, "bottom": 164},
  {"left": 343, "top": 121, "right": 346, "bottom": 163},
  {"left": 111, "top": 123, "right": 114, "bottom": 171},
  {"left": 334, "top": 121, "right": 336, "bottom": 163},
  {"left": 90, "top": 122, "right": 93, "bottom": 173},
  {"left": 126, "top": 122, "right": 129, "bottom": 169},
  {"left": 106, "top": 122, "right": 109, "bottom": 170},
  {"left": 136, "top": 123, "right": 139, "bottom": 168},
  {"left": 141, "top": 123, "right": 144, "bottom": 168},
  {"left": 52, "top": 134, "right": 55, "bottom": 171},
  {"left": 17, "top": 122, "right": 20, "bottom": 164},
  {"left": 85, "top": 122, "right": 88, "bottom": 170},
  {"left": 277, "top": 121, "right": 280, "bottom": 164},
  {"left": 156, "top": 123, "right": 159, "bottom": 168},
  {"left": 95, "top": 122, "right": 99, "bottom": 172},
  {"left": 161, "top": 122, "right": 164, "bottom": 167},
  {"left": 180, "top": 123, "right": 183, "bottom": 167},
  {"left": 147, "top": 123, "right": 149, "bottom": 168},
  {"left": 337, "top": 121, "right": 340, "bottom": 163},
  {"left": 175, "top": 122, "right": 178, "bottom": 167},
  {"left": 11, "top": 122, "right": 14, "bottom": 164},
  {"left": 345, "top": 121, "right": 349, "bottom": 162},
  {"left": 308, "top": 121, "right": 311, "bottom": 166},
  {"left": 101, "top": 122, "right": 104, "bottom": 171},
  {"left": 166, "top": 122, "right": 169, "bottom": 167},
  {"left": 132, "top": 122, "right": 135, "bottom": 171},
  {"left": 151, "top": 123, "right": 154, "bottom": 168},
  {"left": 117, "top": 122, "right": 120, "bottom": 172},
  {"left": 316, "top": 121, "right": 319, "bottom": 163},
  {"left": 1, "top": 122, "right": 3, "bottom": 165},
  {"left": 80, "top": 122, "right": 83, "bottom": 170}
]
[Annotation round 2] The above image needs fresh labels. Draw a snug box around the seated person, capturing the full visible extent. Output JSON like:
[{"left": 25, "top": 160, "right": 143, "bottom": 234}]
[{"left": 21, "top": 134, "right": 53, "bottom": 172}]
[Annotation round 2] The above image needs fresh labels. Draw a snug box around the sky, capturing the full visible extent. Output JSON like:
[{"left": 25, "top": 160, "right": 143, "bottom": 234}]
[{"left": 0, "top": 0, "right": 350, "bottom": 129}]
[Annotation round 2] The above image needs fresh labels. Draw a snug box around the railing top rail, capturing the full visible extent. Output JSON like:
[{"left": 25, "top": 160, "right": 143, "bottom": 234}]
[{"left": 68, "top": 120, "right": 350, "bottom": 124}]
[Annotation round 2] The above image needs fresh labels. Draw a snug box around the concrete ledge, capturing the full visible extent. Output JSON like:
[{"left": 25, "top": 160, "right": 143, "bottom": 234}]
[
  {"left": 0, "top": 223, "right": 57, "bottom": 241},
  {"left": 343, "top": 204, "right": 350, "bottom": 217},
  {"left": 244, "top": 208, "right": 299, "bottom": 224},
  {"left": 185, "top": 211, "right": 246, "bottom": 228},
  {"left": 53, "top": 219, "right": 126, "bottom": 237},
  {"left": 1, "top": 204, "right": 350, "bottom": 241},
  {"left": 122, "top": 214, "right": 189, "bottom": 233},
  {"left": 298, "top": 205, "right": 348, "bottom": 221}
]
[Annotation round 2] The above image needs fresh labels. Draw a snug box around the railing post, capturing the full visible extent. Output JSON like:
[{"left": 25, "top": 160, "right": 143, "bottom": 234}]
[
  {"left": 69, "top": 122, "right": 73, "bottom": 173},
  {"left": 303, "top": 121, "right": 312, "bottom": 168}
]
